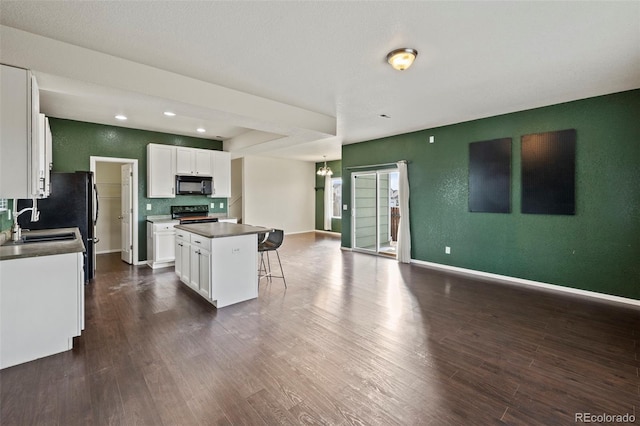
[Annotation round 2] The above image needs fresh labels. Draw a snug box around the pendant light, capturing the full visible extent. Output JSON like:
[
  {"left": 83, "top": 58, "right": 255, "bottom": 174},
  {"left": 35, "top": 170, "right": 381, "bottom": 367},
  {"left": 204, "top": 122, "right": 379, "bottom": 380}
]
[{"left": 317, "top": 156, "right": 333, "bottom": 176}]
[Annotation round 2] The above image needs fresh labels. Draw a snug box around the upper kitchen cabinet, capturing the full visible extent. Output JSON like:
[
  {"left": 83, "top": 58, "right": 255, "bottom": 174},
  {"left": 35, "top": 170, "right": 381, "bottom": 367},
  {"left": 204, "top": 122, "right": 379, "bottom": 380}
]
[
  {"left": 211, "top": 151, "right": 231, "bottom": 198},
  {"left": 176, "top": 147, "right": 212, "bottom": 176},
  {"left": 0, "top": 64, "right": 51, "bottom": 198},
  {"left": 147, "top": 144, "right": 230, "bottom": 199},
  {"left": 147, "top": 143, "right": 176, "bottom": 198}
]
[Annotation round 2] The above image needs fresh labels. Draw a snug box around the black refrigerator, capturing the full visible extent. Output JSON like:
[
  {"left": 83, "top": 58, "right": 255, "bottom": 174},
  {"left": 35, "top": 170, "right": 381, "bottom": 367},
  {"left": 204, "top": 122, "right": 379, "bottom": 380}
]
[{"left": 17, "top": 171, "right": 98, "bottom": 282}]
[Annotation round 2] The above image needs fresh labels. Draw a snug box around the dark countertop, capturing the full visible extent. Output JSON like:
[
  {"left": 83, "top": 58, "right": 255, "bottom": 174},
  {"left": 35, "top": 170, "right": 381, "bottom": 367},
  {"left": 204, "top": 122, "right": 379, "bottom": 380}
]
[
  {"left": 0, "top": 227, "right": 85, "bottom": 261},
  {"left": 175, "top": 222, "right": 272, "bottom": 239}
]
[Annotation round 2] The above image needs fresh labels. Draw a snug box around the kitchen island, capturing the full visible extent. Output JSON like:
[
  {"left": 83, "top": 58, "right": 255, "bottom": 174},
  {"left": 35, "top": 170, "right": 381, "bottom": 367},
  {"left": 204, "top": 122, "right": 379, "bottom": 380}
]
[{"left": 174, "top": 222, "right": 272, "bottom": 308}]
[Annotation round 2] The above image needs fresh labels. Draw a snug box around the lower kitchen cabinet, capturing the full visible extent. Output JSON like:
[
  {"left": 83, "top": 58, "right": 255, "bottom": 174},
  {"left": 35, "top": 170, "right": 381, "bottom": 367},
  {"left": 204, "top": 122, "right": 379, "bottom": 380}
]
[
  {"left": 147, "top": 221, "right": 178, "bottom": 269},
  {"left": 0, "top": 251, "right": 84, "bottom": 369},
  {"left": 190, "top": 245, "right": 211, "bottom": 299},
  {"left": 175, "top": 230, "right": 191, "bottom": 284},
  {"left": 174, "top": 229, "right": 258, "bottom": 308}
]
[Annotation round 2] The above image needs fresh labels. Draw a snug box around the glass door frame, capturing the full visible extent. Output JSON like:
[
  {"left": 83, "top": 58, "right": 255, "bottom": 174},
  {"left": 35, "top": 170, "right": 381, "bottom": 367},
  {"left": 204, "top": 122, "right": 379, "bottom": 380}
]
[{"left": 351, "top": 168, "right": 398, "bottom": 257}]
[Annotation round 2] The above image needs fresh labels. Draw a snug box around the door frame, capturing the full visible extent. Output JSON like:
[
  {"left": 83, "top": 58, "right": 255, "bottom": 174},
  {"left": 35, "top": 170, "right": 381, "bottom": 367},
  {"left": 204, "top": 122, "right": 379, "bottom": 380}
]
[
  {"left": 351, "top": 168, "right": 398, "bottom": 257},
  {"left": 120, "top": 163, "right": 134, "bottom": 264},
  {"left": 90, "top": 156, "right": 140, "bottom": 265}
]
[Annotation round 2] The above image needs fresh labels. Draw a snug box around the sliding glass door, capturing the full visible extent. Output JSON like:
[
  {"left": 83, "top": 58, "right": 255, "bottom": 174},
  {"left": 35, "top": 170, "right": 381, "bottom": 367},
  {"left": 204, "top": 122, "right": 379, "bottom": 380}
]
[{"left": 352, "top": 169, "right": 399, "bottom": 257}]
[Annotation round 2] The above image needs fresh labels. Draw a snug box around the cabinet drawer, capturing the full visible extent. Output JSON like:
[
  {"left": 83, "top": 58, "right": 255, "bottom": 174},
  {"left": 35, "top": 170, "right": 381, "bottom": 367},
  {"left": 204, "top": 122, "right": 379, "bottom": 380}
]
[
  {"left": 153, "top": 222, "right": 177, "bottom": 232},
  {"left": 175, "top": 230, "right": 189, "bottom": 241},
  {"left": 190, "top": 234, "right": 211, "bottom": 250}
]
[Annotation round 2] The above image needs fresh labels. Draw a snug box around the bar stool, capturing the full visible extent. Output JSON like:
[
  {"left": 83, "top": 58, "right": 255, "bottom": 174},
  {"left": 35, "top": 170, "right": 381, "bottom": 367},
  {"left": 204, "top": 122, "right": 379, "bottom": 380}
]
[{"left": 257, "top": 229, "right": 286, "bottom": 288}]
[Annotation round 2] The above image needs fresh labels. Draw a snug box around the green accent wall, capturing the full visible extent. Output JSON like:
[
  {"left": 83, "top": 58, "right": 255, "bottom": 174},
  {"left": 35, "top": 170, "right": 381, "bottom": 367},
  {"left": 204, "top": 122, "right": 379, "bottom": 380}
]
[
  {"left": 0, "top": 200, "right": 14, "bottom": 233},
  {"left": 314, "top": 159, "right": 342, "bottom": 233},
  {"left": 342, "top": 89, "right": 640, "bottom": 300},
  {"left": 49, "top": 118, "right": 225, "bottom": 262}
]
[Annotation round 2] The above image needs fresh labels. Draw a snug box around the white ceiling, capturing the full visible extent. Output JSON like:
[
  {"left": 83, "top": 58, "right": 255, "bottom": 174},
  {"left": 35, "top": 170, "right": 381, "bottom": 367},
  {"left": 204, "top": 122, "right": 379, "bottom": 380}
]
[{"left": 1, "top": 1, "right": 639, "bottom": 162}]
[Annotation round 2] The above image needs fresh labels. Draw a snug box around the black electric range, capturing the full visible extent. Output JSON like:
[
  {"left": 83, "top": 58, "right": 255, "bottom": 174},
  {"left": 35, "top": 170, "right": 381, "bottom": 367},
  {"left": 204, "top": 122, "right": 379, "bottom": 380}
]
[{"left": 171, "top": 205, "right": 219, "bottom": 224}]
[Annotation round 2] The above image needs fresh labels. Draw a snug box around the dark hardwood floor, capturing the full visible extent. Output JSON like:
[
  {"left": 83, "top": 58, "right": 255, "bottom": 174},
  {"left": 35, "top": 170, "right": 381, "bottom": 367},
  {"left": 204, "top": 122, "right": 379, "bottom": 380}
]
[{"left": 1, "top": 232, "right": 638, "bottom": 425}]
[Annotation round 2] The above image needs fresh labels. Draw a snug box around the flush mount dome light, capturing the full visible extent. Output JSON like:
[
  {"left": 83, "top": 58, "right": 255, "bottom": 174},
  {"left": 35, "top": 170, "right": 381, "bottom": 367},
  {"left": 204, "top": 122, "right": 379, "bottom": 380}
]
[
  {"left": 386, "top": 48, "right": 418, "bottom": 71},
  {"left": 196, "top": 127, "right": 206, "bottom": 133},
  {"left": 115, "top": 114, "right": 127, "bottom": 120}
]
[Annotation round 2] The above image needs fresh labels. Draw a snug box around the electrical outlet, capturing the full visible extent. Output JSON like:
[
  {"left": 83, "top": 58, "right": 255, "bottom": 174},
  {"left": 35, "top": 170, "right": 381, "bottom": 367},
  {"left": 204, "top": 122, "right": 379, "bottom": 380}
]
[
  {"left": 210, "top": 202, "right": 215, "bottom": 208},
  {"left": 343, "top": 204, "right": 348, "bottom": 211},
  {"left": 445, "top": 246, "right": 451, "bottom": 254},
  {"left": 429, "top": 135, "right": 435, "bottom": 144},
  {"left": 146, "top": 203, "right": 152, "bottom": 211},
  {"left": 219, "top": 202, "right": 224, "bottom": 208}
]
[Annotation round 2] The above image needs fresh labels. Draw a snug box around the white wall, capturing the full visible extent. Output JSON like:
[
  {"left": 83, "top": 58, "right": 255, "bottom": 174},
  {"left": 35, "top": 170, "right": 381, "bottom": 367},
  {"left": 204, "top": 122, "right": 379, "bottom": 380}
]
[
  {"left": 243, "top": 156, "right": 314, "bottom": 233},
  {"left": 229, "top": 158, "right": 243, "bottom": 222},
  {"left": 95, "top": 162, "right": 122, "bottom": 253}
]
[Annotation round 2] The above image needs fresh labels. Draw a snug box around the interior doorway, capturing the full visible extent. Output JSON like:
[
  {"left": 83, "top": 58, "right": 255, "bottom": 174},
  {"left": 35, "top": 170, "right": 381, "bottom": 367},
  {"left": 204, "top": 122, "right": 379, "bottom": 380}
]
[
  {"left": 352, "top": 169, "right": 400, "bottom": 257},
  {"left": 90, "top": 156, "right": 138, "bottom": 266}
]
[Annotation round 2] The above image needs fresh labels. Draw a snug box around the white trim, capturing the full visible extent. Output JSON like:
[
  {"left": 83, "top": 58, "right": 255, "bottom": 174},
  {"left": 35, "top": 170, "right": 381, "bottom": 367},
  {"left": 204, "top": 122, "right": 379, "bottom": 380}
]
[
  {"left": 96, "top": 249, "right": 121, "bottom": 254},
  {"left": 90, "top": 156, "right": 138, "bottom": 266},
  {"left": 340, "top": 246, "right": 353, "bottom": 251},
  {"left": 411, "top": 259, "right": 640, "bottom": 309},
  {"left": 134, "top": 259, "right": 147, "bottom": 266},
  {"left": 315, "top": 230, "right": 341, "bottom": 237},
  {"left": 284, "top": 229, "right": 316, "bottom": 235}
]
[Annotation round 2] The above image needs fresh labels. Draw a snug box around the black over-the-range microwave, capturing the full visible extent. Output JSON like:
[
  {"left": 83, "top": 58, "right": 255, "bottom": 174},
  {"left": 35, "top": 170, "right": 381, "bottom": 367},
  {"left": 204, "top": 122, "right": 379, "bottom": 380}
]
[{"left": 175, "top": 175, "right": 213, "bottom": 195}]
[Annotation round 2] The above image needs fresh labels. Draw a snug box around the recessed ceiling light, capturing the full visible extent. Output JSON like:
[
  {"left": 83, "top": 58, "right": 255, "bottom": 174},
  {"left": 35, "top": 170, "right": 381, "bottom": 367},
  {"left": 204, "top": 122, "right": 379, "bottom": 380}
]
[
  {"left": 115, "top": 114, "right": 127, "bottom": 121},
  {"left": 196, "top": 128, "right": 206, "bottom": 133},
  {"left": 163, "top": 111, "right": 176, "bottom": 117}
]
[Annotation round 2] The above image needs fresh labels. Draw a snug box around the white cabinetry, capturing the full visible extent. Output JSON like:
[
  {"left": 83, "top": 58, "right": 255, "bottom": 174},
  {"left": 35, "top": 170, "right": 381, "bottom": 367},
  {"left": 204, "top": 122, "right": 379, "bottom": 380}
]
[
  {"left": 211, "top": 151, "right": 231, "bottom": 198},
  {"left": 189, "top": 234, "right": 211, "bottom": 298},
  {"left": 176, "top": 147, "right": 212, "bottom": 176},
  {"left": 0, "top": 64, "right": 50, "bottom": 198},
  {"left": 40, "top": 115, "right": 53, "bottom": 197},
  {"left": 175, "top": 230, "right": 191, "bottom": 284},
  {"left": 0, "top": 251, "right": 84, "bottom": 369},
  {"left": 174, "top": 229, "right": 258, "bottom": 308},
  {"left": 147, "top": 144, "right": 230, "bottom": 199},
  {"left": 146, "top": 221, "right": 178, "bottom": 269},
  {"left": 147, "top": 144, "right": 176, "bottom": 198}
]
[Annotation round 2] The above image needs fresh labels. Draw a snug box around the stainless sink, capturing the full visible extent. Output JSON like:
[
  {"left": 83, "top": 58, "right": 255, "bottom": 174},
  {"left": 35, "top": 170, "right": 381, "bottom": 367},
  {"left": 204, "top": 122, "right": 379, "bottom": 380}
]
[
  {"left": 22, "top": 232, "right": 77, "bottom": 243},
  {"left": 4, "top": 231, "right": 77, "bottom": 245}
]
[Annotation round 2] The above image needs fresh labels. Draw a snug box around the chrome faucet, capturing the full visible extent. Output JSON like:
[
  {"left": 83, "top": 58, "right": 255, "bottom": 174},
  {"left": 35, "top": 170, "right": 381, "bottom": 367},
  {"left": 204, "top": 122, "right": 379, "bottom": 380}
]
[{"left": 12, "top": 198, "right": 40, "bottom": 241}]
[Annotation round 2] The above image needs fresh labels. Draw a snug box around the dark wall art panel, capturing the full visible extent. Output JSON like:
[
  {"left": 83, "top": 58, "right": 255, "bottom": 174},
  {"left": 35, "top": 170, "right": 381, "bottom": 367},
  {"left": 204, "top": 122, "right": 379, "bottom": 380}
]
[
  {"left": 521, "top": 129, "right": 576, "bottom": 215},
  {"left": 468, "top": 138, "right": 512, "bottom": 213}
]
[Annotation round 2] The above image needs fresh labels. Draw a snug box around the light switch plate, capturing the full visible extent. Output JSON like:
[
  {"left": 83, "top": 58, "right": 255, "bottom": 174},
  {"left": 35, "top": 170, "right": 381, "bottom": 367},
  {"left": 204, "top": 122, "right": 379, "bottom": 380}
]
[
  {"left": 210, "top": 203, "right": 215, "bottom": 208},
  {"left": 146, "top": 203, "right": 152, "bottom": 211},
  {"left": 219, "top": 202, "right": 224, "bottom": 208},
  {"left": 343, "top": 204, "right": 348, "bottom": 210}
]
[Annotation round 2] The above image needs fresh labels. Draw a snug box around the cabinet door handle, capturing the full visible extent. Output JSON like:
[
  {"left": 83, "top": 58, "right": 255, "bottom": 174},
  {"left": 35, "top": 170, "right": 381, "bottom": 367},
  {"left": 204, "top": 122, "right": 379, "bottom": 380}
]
[{"left": 194, "top": 240, "right": 201, "bottom": 244}]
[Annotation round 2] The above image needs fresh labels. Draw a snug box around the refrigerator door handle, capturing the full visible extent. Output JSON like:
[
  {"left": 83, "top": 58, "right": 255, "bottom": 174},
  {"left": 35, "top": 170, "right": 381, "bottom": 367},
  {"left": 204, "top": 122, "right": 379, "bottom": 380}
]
[{"left": 93, "top": 183, "right": 99, "bottom": 225}]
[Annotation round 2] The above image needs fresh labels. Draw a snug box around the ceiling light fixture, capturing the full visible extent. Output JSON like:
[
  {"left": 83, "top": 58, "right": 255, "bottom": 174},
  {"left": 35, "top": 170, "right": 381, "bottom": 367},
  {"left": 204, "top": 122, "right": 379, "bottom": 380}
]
[
  {"left": 316, "top": 156, "right": 333, "bottom": 176},
  {"left": 196, "top": 127, "right": 206, "bottom": 133},
  {"left": 386, "top": 48, "right": 418, "bottom": 71},
  {"left": 115, "top": 114, "right": 127, "bottom": 120},
  {"left": 163, "top": 111, "right": 176, "bottom": 117}
]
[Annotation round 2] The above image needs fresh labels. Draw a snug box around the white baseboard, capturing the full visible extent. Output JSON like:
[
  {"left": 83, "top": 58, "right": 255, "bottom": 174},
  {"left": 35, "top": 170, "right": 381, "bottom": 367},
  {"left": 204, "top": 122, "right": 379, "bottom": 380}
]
[
  {"left": 411, "top": 259, "right": 640, "bottom": 308},
  {"left": 315, "top": 230, "right": 341, "bottom": 237},
  {"left": 285, "top": 229, "right": 317, "bottom": 235},
  {"left": 96, "top": 249, "right": 121, "bottom": 254},
  {"left": 340, "top": 246, "right": 352, "bottom": 251}
]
